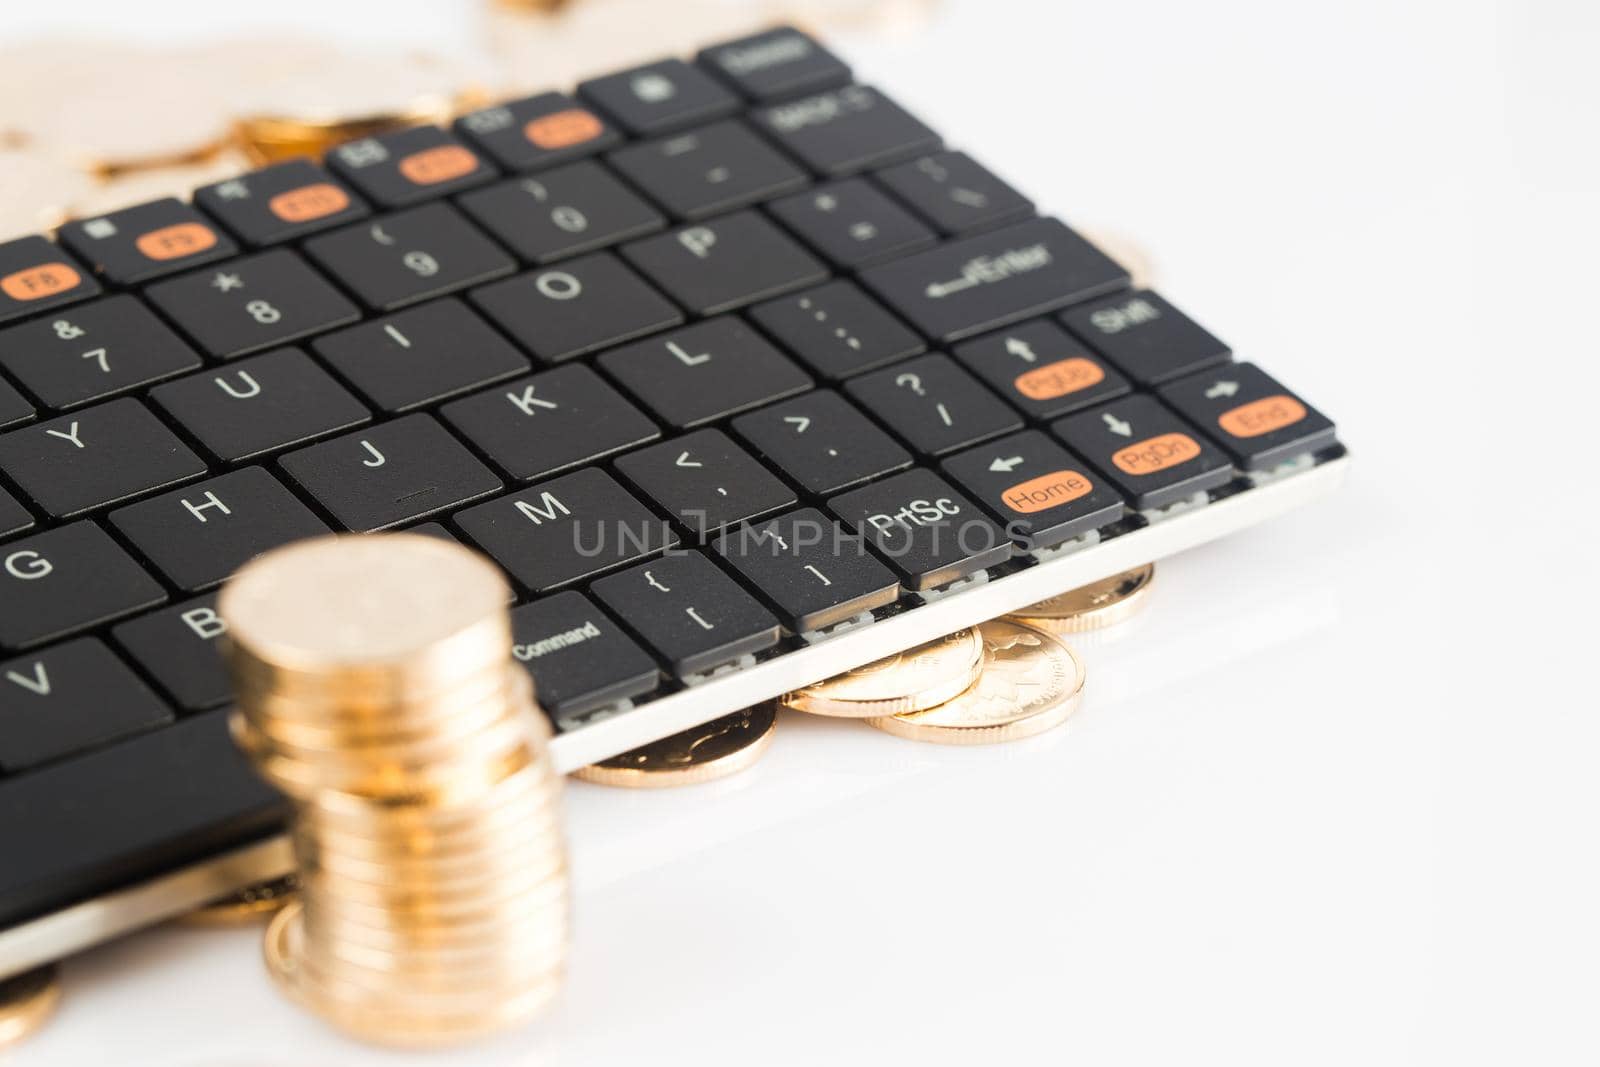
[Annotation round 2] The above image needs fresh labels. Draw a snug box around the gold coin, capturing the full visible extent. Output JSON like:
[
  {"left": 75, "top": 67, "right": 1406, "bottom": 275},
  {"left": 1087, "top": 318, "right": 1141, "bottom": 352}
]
[
  {"left": 183, "top": 874, "right": 300, "bottom": 926},
  {"left": 573, "top": 703, "right": 776, "bottom": 788},
  {"left": 1008, "top": 564, "right": 1155, "bottom": 634},
  {"left": 0, "top": 965, "right": 61, "bottom": 1051},
  {"left": 866, "top": 620, "right": 1085, "bottom": 745},
  {"left": 782, "top": 628, "right": 984, "bottom": 717}
]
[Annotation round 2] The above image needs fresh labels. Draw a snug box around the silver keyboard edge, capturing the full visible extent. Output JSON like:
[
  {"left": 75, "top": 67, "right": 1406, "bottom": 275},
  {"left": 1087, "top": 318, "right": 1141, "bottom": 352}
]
[{"left": 0, "top": 453, "right": 1348, "bottom": 979}]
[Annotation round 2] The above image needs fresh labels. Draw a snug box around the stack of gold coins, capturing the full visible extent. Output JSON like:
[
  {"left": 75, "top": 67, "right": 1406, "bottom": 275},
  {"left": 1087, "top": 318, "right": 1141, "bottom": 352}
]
[{"left": 220, "top": 535, "right": 568, "bottom": 1046}]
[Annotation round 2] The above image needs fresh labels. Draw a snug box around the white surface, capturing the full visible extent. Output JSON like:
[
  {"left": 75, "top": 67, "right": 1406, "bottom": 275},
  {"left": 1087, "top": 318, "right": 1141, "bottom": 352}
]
[{"left": 6, "top": 0, "right": 1599, "bottom": 1063}]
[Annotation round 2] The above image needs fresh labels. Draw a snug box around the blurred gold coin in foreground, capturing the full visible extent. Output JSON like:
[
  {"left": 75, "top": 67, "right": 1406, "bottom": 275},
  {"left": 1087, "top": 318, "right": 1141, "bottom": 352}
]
[
  {"left": 866, "top": 620, "right": 1085, "bottom": 745},
  {"left": 782, "top": 628, "right": 984, "bottom": 717},
  {"left": 574, "top": 703, "right": 777, "bottom": 788},
  {"left": 1008, "top": 564, "right": 1155, "bottom": 634},
  {"left": 223, "top": 534, "right": 568, "bottom": 1046},
  {"left": 184, "top": 874, "right": 300, "bottom": 926},
  {"left": 0, "top": 965, "right": 60, "bottom": 1051}
]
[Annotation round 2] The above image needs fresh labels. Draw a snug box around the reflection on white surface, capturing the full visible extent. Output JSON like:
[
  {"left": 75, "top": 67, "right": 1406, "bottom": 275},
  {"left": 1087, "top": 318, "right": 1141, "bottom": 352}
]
[{"left": 8, "top": 0, "right": 1598, "bottom": 1063}]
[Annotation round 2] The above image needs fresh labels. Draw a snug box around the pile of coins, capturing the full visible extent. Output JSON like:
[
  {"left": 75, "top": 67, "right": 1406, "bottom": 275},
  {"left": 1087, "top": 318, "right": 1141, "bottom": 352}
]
[{"left": 221, "top": 534, "right": 569, "bottom": 1045}]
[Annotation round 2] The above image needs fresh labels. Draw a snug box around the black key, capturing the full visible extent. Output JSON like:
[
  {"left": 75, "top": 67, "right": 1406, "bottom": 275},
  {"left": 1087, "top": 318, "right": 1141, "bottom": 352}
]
[
  {"left": 875, "top": 150, "right": 1033, "bottom": 234},
  {"left": 1059, "top": 289, "right": 1231, "bottom": 386},
  {"left": 194, "top": 160, "right": 368, "bottom": 245},
  {"left": 590, "top": 550, "right": 779, "bottom": 675},
  {"left": 1157, "top": 362, "right": 1338, "bottom": 471},
  {"left": 828, "top": 468, "right": 1009, "bottom": 591},
  {"left": 303, "top": 203, "right": 516, "bottom": 311},
  {"left": 279, "top": 415, "right": 502, "bottom": 532},
  {"left": 509, "top": 592, "right": 659, "bottom": 719},
  {"left": 0, "top": 639, "right": 172, "bottom": 773},
  {"left": 0, "top": 708, "right": 285, "bottom": 931},
  {"left": 953, "top": 318, "right": 1129, "bottom": 419},
  {"left": 471, "top": 253, "right": 682, "bottom": 363},
  {"left": 749, "top": 279, "right": 923, "bottom": 380},
  {"left": 767, "top": 178, "right": 937, "bottom": 269},
  {"left": 731, "top": 389, "right": 911, "bottom": 495},
  {"left": 457, "top": 161, "right": 664, "bottom": 264},
  {"left": 859, "top": 217, "right": 1130, "bottom": 343},
  {"left": 406, "top": 521, "right": 460, "bottom": 544},
  {"left": 621, "top": 210, "right": 827, "bottom": 315},
  {"left": 0, "top": 375, "right": 32, "bottom": 429},
  {"left": 1051, "top": 395, "right": 1234, "bottom": 510},
  {"left": 108, "top": 467, "right": 330, "bottom": 592},
  {"left": 615, "top": 429, "right": 796, "bottom": 535},
  {"left": 0, "top": 484, "right": 33, "bottom": 539},
  {"left": 325, "top": 126, "right": 495, "bottom": 208},
  {"left": 455, "top": 468, "right": 676, "bottom": 593},
  {"left": 58, "top": 198, "right": 236, "bottom": 285},
  {"left": 578, "top": 59, "right": 739, "bottom": 135},
  {"left": 598, "top": 316, "right": 811, "bottom": 428},
  {"left": 313, "top": 298, "right": 530, "bottom": 412},
  {"left": 698, "top": 26, "right": 852, "bottom": 101},
  {"left": 712, "top": 507, "right": 899, "bottom": 631},
  {"left": 0, "top": 399, "right": 206, "bottom": 518},
  {"left": 752, "top": 85, "right": 940, "bottom": 176},
  {"left": 110, "top": 595, "right": 231, "bottom": 712},
  {"left": 151, "top": 347, "right": 369, "bottom": 463},
  {"left": 0, "top": 522, "right": 165, "bottom": 650},
  {"left": 0, "top": 236, "right": 99, "bottom": 324},
  {"left": 441, "top": 364, "right": 657, "bottom": 482},
  {"left": 845, "top": 353, "right": 1021, "bottom": 456},
  {"left": 0, "top": 295, "right": 201, "bottom": 410},
  {"left": 941, "top": 430, "right": 1124, "bottom": 550},
  {"left": 144, "top": 249, "right": 360, "bottom": 360},
  {"left": 454, "top": 92, "right": 621, "bottom": 171},
  {"left": 609, "top": 120, "right": 807, "bottom": 219}
]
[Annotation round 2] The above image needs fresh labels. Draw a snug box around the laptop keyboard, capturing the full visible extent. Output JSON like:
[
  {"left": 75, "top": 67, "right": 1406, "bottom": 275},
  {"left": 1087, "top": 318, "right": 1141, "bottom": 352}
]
[{"left": 0, "top": 25, "right": 1344, "bottom": 933}]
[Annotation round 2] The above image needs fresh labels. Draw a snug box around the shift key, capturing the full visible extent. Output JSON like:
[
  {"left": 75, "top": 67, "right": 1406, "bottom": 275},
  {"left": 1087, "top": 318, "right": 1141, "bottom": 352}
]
[{"left": 858, "top": 218, "right": 1129, "bottom": 343}]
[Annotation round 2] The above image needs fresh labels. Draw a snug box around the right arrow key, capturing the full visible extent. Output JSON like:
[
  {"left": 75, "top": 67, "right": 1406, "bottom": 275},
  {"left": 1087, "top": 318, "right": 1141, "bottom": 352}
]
[
  {"left": 1157, "top": 362, "right": 1338, "bottom": 472},
  {"left": 941, "top": 430, "right": 1125, "bottom": 550},
  {"left": 1051, "top": 395, "right": 1234, "bottom": 511}
]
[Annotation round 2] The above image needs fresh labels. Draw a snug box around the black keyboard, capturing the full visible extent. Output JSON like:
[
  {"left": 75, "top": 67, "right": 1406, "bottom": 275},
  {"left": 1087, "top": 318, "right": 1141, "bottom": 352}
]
[{"left": 0, "top": 25, "right": 1346, "bottom": 965}]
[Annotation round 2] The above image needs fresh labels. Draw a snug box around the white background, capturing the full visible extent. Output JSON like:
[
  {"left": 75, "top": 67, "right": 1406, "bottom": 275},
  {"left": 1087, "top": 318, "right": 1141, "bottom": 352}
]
[{"left": 4, "top": 0, "right": 1598, "bottom": 1063}]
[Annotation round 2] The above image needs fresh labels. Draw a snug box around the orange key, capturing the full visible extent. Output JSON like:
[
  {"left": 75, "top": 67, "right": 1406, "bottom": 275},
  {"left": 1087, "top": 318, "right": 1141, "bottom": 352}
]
[
  {"left": 1, "top": 262, "right": 82, "bottom": 302},
  {"left": 269, "top": 183, "right": 352, "bottom": 224},
  {"left": 1013, "top": 357, "right": 1105, "bottom": 402},
  {"left": 1218, "top": 395, "right": 1307, "bottom": 438},
  {"left": 524, "top": 109, "right": 606, "bottom": 150},
  {"left": 135, "top": 223, "right": 219, "bottom": 262},
  {"left": 399, "top": 145, "right": 480, "bottom": 186}
]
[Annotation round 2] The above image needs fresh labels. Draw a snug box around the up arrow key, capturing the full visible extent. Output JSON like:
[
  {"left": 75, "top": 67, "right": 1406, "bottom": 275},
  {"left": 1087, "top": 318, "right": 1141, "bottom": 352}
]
[
  {"left": 1102, "top": 413, "right": 1133, "bottom": 437},
  {"left": 666, "top": 340, "right": 712, "bottom": 367},
  {"left": 988, "top": 455, "right": 1024, "bottom": 473},
  {"left": 675, "top": 451, "right": 703, "bottom": 468},
  {"left": 1004, "top": 337, "right": 1037, "bottom": 362}
]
